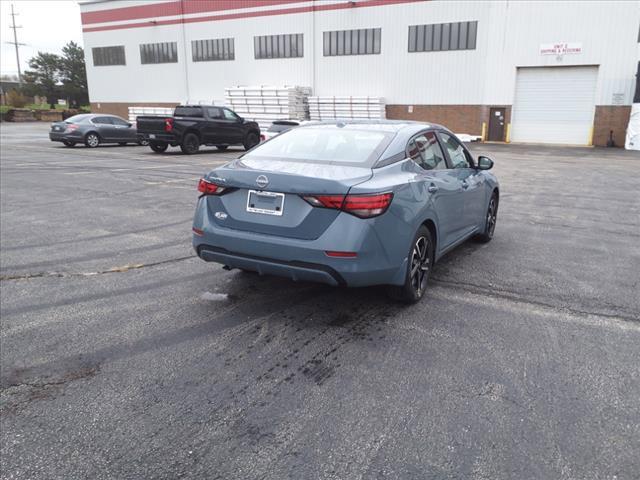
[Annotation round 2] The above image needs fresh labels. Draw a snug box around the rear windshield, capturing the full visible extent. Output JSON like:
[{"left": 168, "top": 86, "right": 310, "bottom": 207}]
[
  {"left": 245, "top": 126, "right": 392, "bottom": 166},
  {"left": 65, "top": 114, "right": 92, "bottom": 123},
  {"left": 174, "top": 106, "right": 203, "bottom": 117},
  {"left": 267, "top": 122, "right": 298, "bottom": 133}
]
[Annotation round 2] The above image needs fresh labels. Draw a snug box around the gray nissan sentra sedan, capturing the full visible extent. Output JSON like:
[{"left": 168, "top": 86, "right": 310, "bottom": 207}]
[
  {"left": 192, "top": 120, "right": 499, "bottom": 303},
  {"left": 49, "top": 113, "right": 148, "bottom": 148}
]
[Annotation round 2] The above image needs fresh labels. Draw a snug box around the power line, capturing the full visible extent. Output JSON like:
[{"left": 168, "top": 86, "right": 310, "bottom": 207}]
[{"left": 6, "top": 4, "right": 26, "bottom": 85}]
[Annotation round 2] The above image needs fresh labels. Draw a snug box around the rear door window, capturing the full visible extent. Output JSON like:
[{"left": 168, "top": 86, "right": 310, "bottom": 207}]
[
  {"left": 174, "top": 106, "right": 203, "bottom": 117},
  {"left": 92, "top": 116, "right": 113, "bottom": 124},
  {"left": 110, "top": 117, "right": 129, "bottom": 126}
]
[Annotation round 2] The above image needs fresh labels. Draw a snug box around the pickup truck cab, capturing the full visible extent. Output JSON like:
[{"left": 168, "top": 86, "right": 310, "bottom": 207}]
[{"left": 136, "top": 105, "right": 261, "bottom": 154}]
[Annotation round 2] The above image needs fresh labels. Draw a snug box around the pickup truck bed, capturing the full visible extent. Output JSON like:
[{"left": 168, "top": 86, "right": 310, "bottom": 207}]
[{"left": 136, "top": 105, "right": 261, "bottom": 154}]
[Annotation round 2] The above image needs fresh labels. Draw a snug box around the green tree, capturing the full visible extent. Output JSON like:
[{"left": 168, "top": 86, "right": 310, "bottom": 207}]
[
  {"left": 60, "top": 41, "right": 88, "bottom": 108},
  {"left": 23, "top": 52, "right": 62, "bottom": 108}
]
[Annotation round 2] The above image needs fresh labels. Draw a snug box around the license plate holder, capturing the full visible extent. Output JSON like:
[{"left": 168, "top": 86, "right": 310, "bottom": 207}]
[
  {"left": 246, "top": 190, "right": 285, "bottom": 216},
  {"left": 149, "top": 134, "right": 156, "bottom": 139}
]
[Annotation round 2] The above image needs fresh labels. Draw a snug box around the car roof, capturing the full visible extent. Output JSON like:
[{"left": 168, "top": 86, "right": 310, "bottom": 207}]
[{"left": 299, "top": 119, "right": 447, "bottom": 134}]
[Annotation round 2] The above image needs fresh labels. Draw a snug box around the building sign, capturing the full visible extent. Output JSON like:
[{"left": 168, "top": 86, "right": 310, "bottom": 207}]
[
  {"left": 540, "top": 42, "right": 582, "bottom": 55},
  {"left": 612, "top": 93, "right": 625, "bottom": 105}
]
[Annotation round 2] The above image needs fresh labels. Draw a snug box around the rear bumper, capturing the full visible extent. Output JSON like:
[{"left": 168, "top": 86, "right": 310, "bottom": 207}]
[
  {"left": 197, "top": 245, "right": 346, "bottom": 286},
  {"left": 140, "top": 133, "right": 177, "bottom": 143},
  {"left": 192, "top": 198, "right": 411, "bottom": 288},
  {"left": 49, "top": 131, "right": 82, "bottom": 142}
]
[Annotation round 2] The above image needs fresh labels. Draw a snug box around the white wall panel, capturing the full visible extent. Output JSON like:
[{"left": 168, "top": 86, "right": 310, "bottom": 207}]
[{"left": 81, "top": 0, "right": 640, "bottom": 107}]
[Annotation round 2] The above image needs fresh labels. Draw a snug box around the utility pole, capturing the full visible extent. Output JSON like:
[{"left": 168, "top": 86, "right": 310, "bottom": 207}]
[{"left": 7, "top": 4, "right": 26, "bottom": 84}]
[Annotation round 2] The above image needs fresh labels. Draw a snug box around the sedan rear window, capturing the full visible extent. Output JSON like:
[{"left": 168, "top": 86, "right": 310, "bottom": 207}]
[
  {"left": 65, "top": 114, "right": 92, "bottom": 123},
  {"left": 245, "top": 126, "right": 391, "bottom": 165},
  {"left": 268, "top": 121, "right": 298, "bottom": 133}
]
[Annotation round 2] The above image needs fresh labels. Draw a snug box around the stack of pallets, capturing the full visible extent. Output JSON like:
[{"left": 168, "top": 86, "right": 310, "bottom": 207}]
[
  {"left": 224, "top": 85, "right": 311, "bottom": 131},
  {"left": 128, "top": 106, "right": 174, "bottom": 123},
  {"left": 308, "top": 96, "right": 386, "bottom": 121}
]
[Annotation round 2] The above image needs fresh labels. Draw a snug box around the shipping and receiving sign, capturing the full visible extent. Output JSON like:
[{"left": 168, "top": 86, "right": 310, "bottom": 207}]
[{"left": 540, "top": 42, "right": 582, "bottom": 55}]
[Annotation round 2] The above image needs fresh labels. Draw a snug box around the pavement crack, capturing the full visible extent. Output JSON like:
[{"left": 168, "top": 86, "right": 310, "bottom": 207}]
[
  {"left": 431, "top": 276, "right": 640, "bottom": 324},
  {"left": 0, "top": 255, "right": 196, "bottom": 281}
]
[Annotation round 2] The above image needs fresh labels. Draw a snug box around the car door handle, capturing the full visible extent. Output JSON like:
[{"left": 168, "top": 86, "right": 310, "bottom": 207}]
[
  {"left": 461, "top": 180, "right": 469, "bottom": 189},
  {"left": 427, "top": 184, "right": 439, "bottom": 193}
]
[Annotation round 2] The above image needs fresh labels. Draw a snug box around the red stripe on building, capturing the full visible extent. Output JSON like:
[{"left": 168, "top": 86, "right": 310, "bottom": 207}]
[
  {"left": 82, "top": 0, "right": 310, "bottom": 25},
  {"left": 83, "top": 0, "right": 426, "bottom": 32}
]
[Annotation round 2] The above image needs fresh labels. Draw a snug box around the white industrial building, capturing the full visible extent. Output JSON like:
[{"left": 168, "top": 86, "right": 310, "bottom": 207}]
[{"left": 80, "top": 0, "right": 640, "bottom": 146}]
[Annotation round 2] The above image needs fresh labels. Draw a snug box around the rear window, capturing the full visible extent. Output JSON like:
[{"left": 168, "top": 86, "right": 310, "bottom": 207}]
[
  {"left": 174, "top": 106, "right": 203, "bottom": 117},
  {"left": 65, "top": 114, "right": 91, "bottom": 123},
  {"left": 244, "top": 126, "right": 392, "bottom": 166},
  {"left": 267, "top": 123, "right": 297, "bottom": 133}
]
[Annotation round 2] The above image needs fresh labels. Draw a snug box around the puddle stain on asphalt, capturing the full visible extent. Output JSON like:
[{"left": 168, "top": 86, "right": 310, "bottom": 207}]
[{"left": 0, "top": 362, "right": 101, "bottom": 413}]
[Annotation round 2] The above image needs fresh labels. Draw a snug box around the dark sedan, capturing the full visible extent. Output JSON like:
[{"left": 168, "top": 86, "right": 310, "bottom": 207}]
[{"left": 49, "top": 114, "right": 148, "bottom": 148}]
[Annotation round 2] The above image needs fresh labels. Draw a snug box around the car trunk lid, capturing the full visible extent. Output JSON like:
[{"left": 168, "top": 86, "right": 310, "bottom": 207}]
[{"left": 204, "top": 157, "right": 373, "bottom": 240}]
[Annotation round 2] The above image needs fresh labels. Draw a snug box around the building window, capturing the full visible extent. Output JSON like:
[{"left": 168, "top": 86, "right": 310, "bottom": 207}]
[
  {"left": 92, "top": 46, "right": 126, "bottom": 66},
  {"left": 254, "top": 33, "right": 303, "bottom": 59},
  {"left": 140, "top": 42, "right": 178, "bottom": 64},
  {"left": 192, "top": 38, "right": 235, "bottom": 62},
  {"left": 408, "top": 21, "right": 477, "bottom": 52},
  {"left": 323, "top": 28, "right": 381, "bottom": 56}
]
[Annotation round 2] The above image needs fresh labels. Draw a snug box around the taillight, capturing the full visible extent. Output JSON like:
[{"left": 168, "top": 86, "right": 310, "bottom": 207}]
[
  {"left": 65, "top": 124, "right": 78, "bottom": 132},
  {"left": 302, "top": 192, "right": 393, "bottom": 218},
  {"left": 197, "top": 178, "right": 232, "bottom": 196},
  {"left": 164, "top": 118, "right": 174, "bottom": 132}
]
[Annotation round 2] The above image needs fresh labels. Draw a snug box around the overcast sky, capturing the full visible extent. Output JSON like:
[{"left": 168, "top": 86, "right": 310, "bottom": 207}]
[{"left": 0, "top": 0, "right": 83, "bottom": 77}]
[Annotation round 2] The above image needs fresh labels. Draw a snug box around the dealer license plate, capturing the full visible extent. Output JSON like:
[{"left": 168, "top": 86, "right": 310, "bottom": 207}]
[{"left": 246, "top": 190, "right": 285, "bottom": 216}]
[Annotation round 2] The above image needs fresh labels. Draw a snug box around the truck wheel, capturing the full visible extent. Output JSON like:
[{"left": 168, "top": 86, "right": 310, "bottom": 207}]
[
  {"left": 243, "top": 132, "right": 260, "bottom": 151},
  {"left": 180, "top": 133, "right": 200, "bottom": 154},
  {"left": 149, "top": 141, "right": 168, "bottom": 153}
]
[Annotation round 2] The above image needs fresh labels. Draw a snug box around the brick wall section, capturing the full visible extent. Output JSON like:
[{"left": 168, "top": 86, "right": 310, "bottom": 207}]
[
  {"left": 593, "top": 106, "right": 631, "bottom": 147},
  {"left": 90, "top": 102, "right": 179, "bottom": 120},
  {"left": 386, "top": 105, "right": 511, "bottom": 140}
]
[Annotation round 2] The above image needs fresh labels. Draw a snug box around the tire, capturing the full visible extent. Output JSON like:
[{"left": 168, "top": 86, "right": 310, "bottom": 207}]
[
  {"left": 149, "top": 141, "right": 168, "bottom": 153},
  {"left": 215, "top": 145, "right": 228, "bottom": 151},
  {"left": 180, "top": 133, "right": 200, "bottom": 154},
  {"left": 243, "top": 132, "right": 260, "bottom": 151},
  {"left": 387, "top": 226, "right": 434, "bottom": 304},
  {"left": 119, "top": 142, "right": 127, "bottom": 146},
  {"left": 138, "top": 138, "right": 149, "bottom": 146},
  {"left": 62, "top": 140, "right": 75, "bottom": 147},
  {"left": 475, "top": 193, "right": 498, "bottom": 243},
  {"left": 84, "top": 132, "right": 100, "bottom": 148}
]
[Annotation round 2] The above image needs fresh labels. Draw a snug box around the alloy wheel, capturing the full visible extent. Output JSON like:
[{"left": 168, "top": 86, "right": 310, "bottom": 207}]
[
  {"left": 410, "top": 236, "right": 430, "bottom": 296},
  {"left": 487, "top": 198, "right": 497, "bottom": 237},
  {"left": 86, "top": 134, "right": 99, "bottom": 147}
]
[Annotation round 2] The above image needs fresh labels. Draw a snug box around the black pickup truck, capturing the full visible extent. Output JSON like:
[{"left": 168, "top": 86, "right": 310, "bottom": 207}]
[{"left": 136, "top": 105, "right": 261, "bottom": 154}]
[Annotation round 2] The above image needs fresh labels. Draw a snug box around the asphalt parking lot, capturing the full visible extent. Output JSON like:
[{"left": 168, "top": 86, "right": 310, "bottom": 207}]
[{"left": 1, "top": 122, "right": 639, "bottom": 479}]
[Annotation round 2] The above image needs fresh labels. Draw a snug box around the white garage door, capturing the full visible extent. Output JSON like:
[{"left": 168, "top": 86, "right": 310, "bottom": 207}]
[{"left": 511, "top": 66, "right": 598, "bottom": 145}]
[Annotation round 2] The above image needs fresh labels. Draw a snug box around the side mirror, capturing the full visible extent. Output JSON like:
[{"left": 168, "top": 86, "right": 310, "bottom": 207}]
[
  {"left": 477, "top": 156, "right": 494, "bottom": 170},
  {"left": 237, "top": 116, "right": 244, "bottom": 123},
  {"left": 127, "top": 122, "right": 133, "bottom": 127}
]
